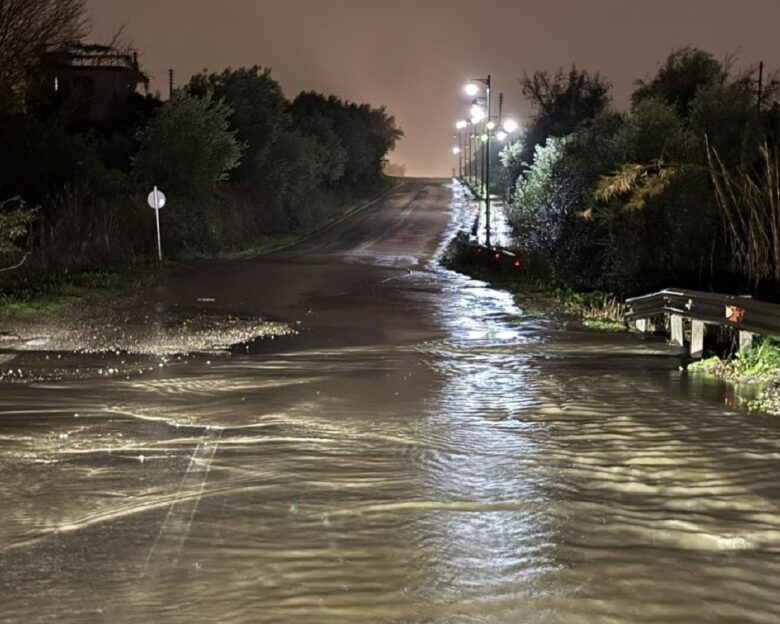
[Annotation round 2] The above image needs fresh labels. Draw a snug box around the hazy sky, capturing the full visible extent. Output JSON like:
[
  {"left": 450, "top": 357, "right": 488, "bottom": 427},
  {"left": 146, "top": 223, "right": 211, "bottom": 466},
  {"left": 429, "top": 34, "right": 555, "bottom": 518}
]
[{"left": 86, "top": 0, "right": 780, "bottom": 177}]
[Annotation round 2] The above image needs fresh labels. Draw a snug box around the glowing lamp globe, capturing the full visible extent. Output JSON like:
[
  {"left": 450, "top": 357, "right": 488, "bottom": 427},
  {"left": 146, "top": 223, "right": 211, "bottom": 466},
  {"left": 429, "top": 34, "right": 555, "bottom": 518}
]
[
  {"left": 502, "top": 118, "right": 519, "bottom": 133},
  {"left": 470, "top": 105, "right": 486, "bottom": 123}
]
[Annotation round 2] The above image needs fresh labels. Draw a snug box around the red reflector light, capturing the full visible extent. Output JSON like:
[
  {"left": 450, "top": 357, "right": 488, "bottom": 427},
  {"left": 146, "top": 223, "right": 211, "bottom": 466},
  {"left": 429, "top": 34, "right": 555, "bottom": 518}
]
[
  {"left": 514, "top": 260, "right": 521, "bottom": 267},
  {"left": 495, "top": 253, "right": 501, "bottom": 260}
]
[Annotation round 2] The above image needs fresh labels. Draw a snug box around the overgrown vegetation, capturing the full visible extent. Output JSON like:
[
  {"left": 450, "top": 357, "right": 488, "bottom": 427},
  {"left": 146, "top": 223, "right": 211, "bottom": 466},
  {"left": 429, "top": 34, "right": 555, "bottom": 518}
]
[
  {"left": 0, "top": 4, "right": 402, "bottom": 305},
  {"left": 0, "top": 266, "right": 153, "bottom": 319},
  {"left": 688, "top": 339, "right": 780, "bottom": 415},
  {"left": 689, "top": 339, "right": 780, "bottom": 383},
  {"left": 500, "top": 46, "right": 780, "bottom": 300}
]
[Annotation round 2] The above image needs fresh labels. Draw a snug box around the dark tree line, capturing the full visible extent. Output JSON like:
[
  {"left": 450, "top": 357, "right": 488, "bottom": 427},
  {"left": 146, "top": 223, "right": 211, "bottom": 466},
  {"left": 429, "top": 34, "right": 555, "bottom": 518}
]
[
  {"left": 0, "top": 6, "right": 402, "bottom": 275},
  {"left": 502, "top": 47, "right": 780, "bottom": 299}
]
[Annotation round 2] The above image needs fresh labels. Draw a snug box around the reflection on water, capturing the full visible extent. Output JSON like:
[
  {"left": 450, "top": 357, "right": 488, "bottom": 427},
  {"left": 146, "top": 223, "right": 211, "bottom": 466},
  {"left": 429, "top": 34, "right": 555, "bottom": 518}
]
[{"left": 2, "top": 182, "right": 780, "bottom": 623}]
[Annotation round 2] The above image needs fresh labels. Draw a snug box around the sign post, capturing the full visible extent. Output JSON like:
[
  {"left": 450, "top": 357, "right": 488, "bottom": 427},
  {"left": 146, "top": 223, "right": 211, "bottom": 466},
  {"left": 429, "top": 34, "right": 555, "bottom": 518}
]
[{"left": 147, "top": 186, "right": 166, "bottom": 262}]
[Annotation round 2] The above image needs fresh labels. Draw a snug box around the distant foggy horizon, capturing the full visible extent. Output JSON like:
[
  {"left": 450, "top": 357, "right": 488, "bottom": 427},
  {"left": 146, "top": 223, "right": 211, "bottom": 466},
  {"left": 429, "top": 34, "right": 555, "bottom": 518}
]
[{"left": 87, "top": 0, "right": 780, "bottom": 177}]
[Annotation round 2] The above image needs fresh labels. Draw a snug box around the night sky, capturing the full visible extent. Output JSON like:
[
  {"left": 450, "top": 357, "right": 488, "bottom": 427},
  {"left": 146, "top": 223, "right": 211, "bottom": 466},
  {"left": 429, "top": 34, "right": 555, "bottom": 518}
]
[{"left": 87, "top": 0, "right": 780, "bottom": 177}]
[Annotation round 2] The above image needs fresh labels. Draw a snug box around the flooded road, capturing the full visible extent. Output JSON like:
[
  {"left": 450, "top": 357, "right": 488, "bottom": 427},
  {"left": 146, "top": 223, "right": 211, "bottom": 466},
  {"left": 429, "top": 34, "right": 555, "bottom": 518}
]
[{"left": 2, "top": 179, "right": 780, "bottom": 623}]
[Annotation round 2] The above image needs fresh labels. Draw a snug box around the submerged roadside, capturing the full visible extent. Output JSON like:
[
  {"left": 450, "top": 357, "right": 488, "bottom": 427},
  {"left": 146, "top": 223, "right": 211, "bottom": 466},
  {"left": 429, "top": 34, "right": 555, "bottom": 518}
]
[
  {"left": 0, "top": 181, "right": 399, "bottom": 360},
  {"left": 441, "top": 201, "right": 780, "bottom": 417},
  {"left": 688, "top": 339, "right": 780, "bottom": 415},
  {"left": 440, "top": 230, "right": 626, "bottom": 331}
]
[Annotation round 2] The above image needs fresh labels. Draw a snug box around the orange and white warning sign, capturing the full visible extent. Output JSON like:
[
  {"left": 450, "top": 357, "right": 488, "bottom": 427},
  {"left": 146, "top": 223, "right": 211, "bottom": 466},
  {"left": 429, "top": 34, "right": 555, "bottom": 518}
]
[{"left": 725, "top": 305, "right": 745, "bottom": 324}]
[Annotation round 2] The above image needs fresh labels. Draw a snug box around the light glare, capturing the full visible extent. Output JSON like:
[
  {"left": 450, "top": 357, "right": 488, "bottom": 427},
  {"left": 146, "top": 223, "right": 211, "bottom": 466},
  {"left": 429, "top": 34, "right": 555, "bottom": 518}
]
[
  {"left": 502, "top": 118, "right": 519, "bottom": 133},
  {"left": 455, "top": 120, "right": 468, "bottom": 129},
  {"left": 464, "top": 82, "right": 480, "bottom": 96}
]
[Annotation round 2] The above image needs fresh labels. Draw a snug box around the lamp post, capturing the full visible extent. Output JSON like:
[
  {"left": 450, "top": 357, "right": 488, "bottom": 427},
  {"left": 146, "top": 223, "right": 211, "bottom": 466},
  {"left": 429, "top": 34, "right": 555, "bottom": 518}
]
[
  {"left": 466, "top": 75, "right": 492, "bottom": 245},
  {"left": 455, "top": 120, "right": 468, "bottom": 180},
  {"left": 459, "top": 78, "right": 521, "bottom": 247}
]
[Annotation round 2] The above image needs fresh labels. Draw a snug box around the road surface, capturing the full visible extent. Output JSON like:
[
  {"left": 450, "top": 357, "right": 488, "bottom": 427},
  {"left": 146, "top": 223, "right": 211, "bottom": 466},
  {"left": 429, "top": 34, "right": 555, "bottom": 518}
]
[{"left": 2, "top": 179, "right": 780, "bottom": 623}]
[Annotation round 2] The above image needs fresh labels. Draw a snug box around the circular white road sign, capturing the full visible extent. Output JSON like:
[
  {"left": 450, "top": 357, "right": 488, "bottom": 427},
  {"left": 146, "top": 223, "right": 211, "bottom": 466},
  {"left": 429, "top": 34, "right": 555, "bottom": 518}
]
[{"left": 148, "top": 188, "right": 166, "bottom": 210}]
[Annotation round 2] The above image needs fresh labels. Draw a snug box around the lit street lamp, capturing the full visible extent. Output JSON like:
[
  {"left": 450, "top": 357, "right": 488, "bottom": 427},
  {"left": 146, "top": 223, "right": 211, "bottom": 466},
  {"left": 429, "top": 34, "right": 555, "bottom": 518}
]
[
  {"left": 464, "top": 82, "right": 480, "bottom": 97},
  {"left": 469, "top": 103, "right": 486, "bottom": 124},
  {"left": 502, "top": 118, "right": 519, "bottom": 134},
  {"left": 465, "top": 76, "right": 492, "bottom": 245},
  {"left": 452, "top": 145, "right": 462, "bottom": 179},
  {"left": 454, "top": 121, "right": 470, "bottom": 180}
]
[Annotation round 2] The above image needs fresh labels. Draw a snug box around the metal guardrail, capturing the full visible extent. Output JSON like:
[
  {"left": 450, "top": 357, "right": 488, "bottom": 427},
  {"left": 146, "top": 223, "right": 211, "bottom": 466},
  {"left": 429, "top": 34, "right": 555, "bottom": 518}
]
[{"left": 625, "top": 288, "right": 780, "bottom": 338}]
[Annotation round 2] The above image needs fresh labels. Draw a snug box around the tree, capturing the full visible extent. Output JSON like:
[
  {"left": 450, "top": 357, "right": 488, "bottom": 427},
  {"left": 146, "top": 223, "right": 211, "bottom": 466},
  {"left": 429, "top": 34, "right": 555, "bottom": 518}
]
[
  {"left": 134, "top": 90, "right": 242, "bottom": 199},
  {"left": 499, "top": 139, "right": 524, "bottom": 196},
  {"left": 291, "top": 92, "right": 348, "bottom": 185},
  {"left": 262, "top": 130, "right": 329, "bottom": 223},
  {"left": 187, "top": 66, "right": 289, "bottom": 186},
  {"left": 290, "top": 92, "right": 403, "bottom": 186},
  {"left": 507, "top": 137, "right": 566, "bottom": 253},
  {"left": 0, "top": 197, "right": 35, "bottom": 271},
  {"left": 0, "top": 0, "right": 89, "bottom": 105},
  {"left": 519, "top": 65, "right": 611, "bottom": 166},
  {"left": 632, "top": 47, "right": 726, "bottom": 119}
]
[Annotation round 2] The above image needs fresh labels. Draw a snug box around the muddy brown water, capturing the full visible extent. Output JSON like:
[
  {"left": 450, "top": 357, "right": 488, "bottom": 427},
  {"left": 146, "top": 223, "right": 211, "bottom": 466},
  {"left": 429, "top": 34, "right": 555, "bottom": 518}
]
[{"left": 1, "top": 180, "right": 780, "bottom": 623}]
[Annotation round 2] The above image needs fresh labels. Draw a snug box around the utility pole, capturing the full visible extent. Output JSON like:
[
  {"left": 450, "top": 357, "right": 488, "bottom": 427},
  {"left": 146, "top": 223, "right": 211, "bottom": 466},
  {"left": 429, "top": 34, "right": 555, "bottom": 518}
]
[
  {"left": 458, "top": 132, "right": 464, "bottom": 178},
  {"left": 469, "top": 124, "right": 477, "bottom": 188},
  {"left": 168, "top": 69, "right": 175, "bottom": 99},
  {"left": 480, "top": 119, "right": 486, "bottom": 199},
  {"left": 758, "top": 61, "right": 764, "bottom": 115}
]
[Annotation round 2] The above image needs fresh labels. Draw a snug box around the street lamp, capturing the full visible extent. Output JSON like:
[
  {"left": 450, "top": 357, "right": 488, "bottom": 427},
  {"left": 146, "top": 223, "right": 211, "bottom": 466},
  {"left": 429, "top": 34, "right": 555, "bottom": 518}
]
[
  {"left": 454, "top": 121, "right": 470, "bottom": 180},
  {"left": 452, "top": 145, "right": 462, "bottom": 179},
  {"left": 464, "top": 82, "right": 480, "bottom": 97},
  {"left": 469, "top": 103, "right": 486, "bottom": 124},
  {"left": 464, "top": 75, "right": 492, "bottom": 245},
  {"left": 502, "top": 118, "right": 519, "bottom": 134}
]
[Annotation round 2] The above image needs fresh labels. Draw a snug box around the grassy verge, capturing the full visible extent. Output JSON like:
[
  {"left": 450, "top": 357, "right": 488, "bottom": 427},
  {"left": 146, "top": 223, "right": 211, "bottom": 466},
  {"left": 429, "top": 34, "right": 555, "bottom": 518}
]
[
  {"left": 688, "top": 339, "right": 780, "bottom": 415},
  {"left": 0, "top": 263, "right": 157, "bottom": 320},
  {"left": 178, "top": 178, "right": 398, "bottom": 263},
  {"left": 441, "top": 232, "right": 626, "bottom": 329}
]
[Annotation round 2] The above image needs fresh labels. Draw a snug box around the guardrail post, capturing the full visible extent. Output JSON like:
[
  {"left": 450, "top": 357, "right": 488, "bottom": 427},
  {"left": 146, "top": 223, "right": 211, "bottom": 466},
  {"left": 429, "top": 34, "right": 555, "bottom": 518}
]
[
  {"left": 739, "top": 330, "right": 756, "bottom": 355},
  {"left": 670, "top": 314, "right": 684, "bottom": 346},
  {"left": 690, "top": 321, "right": 705, "bottom": 358}
]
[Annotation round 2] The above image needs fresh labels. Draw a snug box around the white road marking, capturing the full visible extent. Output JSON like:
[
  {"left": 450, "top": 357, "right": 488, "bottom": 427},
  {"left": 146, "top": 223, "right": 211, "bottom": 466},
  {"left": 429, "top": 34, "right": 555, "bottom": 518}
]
[{"left": 143, "top": 426, "right": 223, "bottom": 574}]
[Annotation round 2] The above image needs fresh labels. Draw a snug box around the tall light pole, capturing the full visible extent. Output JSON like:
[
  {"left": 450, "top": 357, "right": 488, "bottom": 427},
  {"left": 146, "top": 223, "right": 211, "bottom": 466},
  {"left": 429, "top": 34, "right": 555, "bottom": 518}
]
[
  {"left": 466, "top": 75, "right": 492, "bottom": 246},
  {"left": 455, "top": 120, "right": 468, "bottom": 180}
]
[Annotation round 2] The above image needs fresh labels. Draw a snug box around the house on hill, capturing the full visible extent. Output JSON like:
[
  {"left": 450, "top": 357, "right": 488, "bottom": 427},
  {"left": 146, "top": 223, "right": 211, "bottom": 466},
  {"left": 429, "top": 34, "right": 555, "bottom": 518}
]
[{"left": 29, "top": 42, "right": 150, "bottom": 126}]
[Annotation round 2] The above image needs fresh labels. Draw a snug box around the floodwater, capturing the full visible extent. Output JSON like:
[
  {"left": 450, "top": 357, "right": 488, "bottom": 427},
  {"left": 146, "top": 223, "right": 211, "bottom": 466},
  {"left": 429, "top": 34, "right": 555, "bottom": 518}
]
[{"left": 2, "top": 180, "right": 780, "bottom": 623}]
